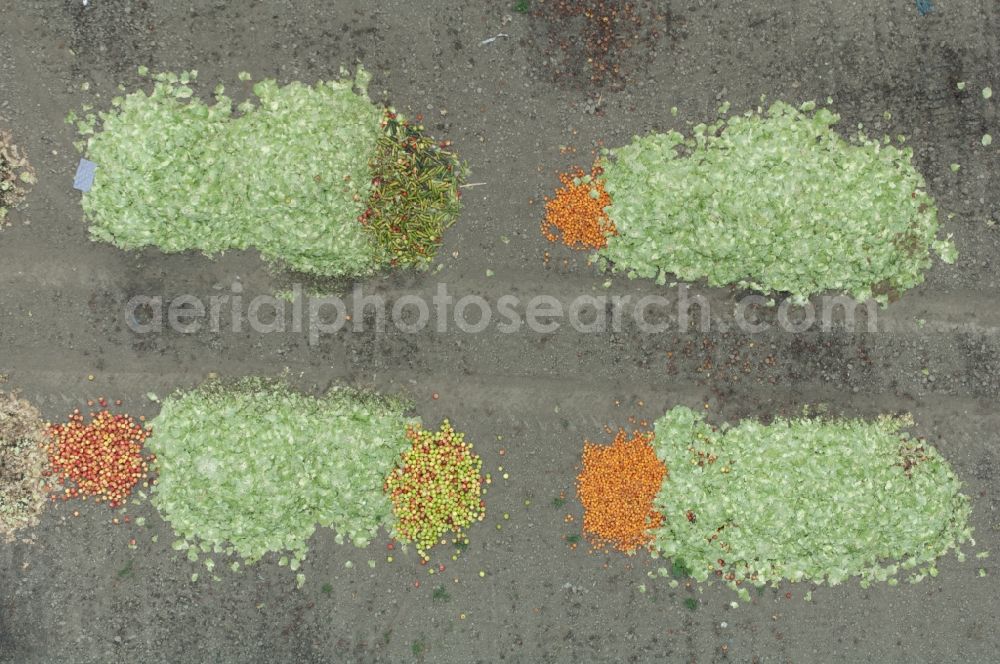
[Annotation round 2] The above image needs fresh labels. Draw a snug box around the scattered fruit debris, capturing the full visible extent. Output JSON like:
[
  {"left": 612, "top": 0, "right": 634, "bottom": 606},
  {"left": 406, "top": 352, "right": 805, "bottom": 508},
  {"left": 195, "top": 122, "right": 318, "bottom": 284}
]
[
  {"left": 0, "top": 391, "right": 47, "bottom": 540},
  {"left": 0, "top": 129, "right": 36, "bottom": 223}
]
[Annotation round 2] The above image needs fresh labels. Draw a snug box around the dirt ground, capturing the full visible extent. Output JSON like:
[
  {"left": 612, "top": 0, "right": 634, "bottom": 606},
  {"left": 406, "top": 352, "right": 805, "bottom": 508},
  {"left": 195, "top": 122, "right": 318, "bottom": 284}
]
[{"left": 2, "top": 1, "right": 999, "bottom": 662}]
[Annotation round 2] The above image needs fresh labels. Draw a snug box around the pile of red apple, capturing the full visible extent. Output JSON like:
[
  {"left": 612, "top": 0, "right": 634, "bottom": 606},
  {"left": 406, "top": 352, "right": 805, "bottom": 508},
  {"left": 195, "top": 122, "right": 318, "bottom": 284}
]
[{"left": 45, "top": 402, "right": 154, "bottom": 508}]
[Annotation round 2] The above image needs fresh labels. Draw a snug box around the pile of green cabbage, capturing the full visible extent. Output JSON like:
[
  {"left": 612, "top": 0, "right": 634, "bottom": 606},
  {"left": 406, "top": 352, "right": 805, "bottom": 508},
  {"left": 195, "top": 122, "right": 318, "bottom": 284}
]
[
  {"left": 74, "top": 67, "right": 392, "bottom": 277},
  {"left": 148, "top": 380, "right": 413, "bottom": 573},
  {"left": 598, "top": 101, "right": 957, "bottom": 303},
  {"left": 650, "top": 407, "right": 972, "bottom": 596}
]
